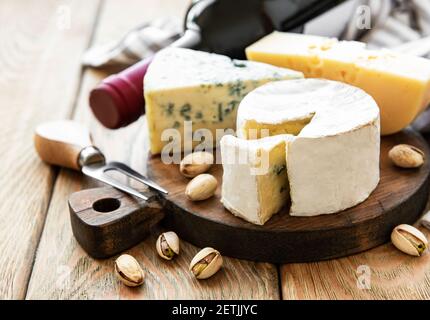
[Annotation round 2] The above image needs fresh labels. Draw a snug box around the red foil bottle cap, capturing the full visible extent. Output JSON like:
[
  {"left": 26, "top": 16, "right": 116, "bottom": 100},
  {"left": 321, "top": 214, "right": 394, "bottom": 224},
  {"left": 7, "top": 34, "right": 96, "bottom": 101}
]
[{"left": 89, "top": 56, "right": 154, "bottom": 129}]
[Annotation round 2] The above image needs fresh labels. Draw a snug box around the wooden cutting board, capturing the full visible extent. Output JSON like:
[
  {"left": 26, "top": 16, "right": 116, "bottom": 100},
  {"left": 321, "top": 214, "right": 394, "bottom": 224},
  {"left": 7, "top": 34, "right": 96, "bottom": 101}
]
[{"left": 147, "top": 128, "right": 430, "bottom": 263}]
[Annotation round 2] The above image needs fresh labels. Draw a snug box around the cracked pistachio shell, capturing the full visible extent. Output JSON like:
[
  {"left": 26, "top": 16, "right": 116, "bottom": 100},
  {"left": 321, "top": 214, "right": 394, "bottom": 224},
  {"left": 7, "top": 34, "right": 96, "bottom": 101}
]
[
  {"left": 189, "top": 247, "right": 223, "bottom": 279},
  {"left": 180, "top": 151, "right": 214, "bottom": 178},
  {"left": 388, "top": 144, "right": 424, "bottom": 168},
  {"left": 114, "top": 254, "right": 145, "bottom": 287},
  {"left": 156, "top": 231, "right": 180, "bottom": 260},
  {"left": 391, "top": 224, "right": 428, "bottom": 256}
]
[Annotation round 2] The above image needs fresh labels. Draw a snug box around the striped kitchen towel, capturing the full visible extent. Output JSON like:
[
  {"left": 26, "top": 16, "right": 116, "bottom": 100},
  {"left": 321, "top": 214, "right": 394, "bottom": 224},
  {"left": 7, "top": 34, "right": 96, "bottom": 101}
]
[
  {"left": 344, "top": 0, "right": 430, "bottom": 57},
  {"left": 82, "top": 18, "right": 182, "bottom": 68}
]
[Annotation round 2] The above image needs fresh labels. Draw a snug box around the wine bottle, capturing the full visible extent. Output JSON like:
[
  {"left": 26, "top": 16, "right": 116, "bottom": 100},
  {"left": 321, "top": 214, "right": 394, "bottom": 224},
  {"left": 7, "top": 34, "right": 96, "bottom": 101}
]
[{"left": 89, "top": 0, "right": 345, "bottom": 129}]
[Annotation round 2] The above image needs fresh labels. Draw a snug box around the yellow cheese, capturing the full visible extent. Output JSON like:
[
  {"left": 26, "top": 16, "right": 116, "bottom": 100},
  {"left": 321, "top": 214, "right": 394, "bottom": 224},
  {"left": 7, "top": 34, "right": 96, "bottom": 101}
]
[{"left": 246, "top": 32, "right": 430, "bottom": 135}]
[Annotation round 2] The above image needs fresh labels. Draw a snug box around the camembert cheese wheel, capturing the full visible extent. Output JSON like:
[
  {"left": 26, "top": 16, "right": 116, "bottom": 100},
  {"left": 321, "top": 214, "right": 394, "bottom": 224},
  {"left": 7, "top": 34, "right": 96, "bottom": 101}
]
[
  {"left": 246, "top": 31, "right": 430, "bottom": 135},
  {"left": 232, "top": 79, "right": 380, "bottom": 218}
]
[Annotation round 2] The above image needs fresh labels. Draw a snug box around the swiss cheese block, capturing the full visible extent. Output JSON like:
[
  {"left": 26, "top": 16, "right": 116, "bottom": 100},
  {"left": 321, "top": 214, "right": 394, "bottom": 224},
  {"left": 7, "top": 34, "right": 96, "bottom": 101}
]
[
  {"left": 246, "top": 31, "right": 430, "bottom": 135},
  {"left": 144, "top": 47, "right": 303, "bottom": 154},
  {"left": 237, "top": 79, "right": 380, "bottom": 217},
  {"left": 220, "top": 134, "right": 294, "bottom": 225}
]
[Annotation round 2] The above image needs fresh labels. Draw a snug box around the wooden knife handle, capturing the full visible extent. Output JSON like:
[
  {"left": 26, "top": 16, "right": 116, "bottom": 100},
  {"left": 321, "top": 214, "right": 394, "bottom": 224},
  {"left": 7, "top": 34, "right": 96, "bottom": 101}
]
[{"left": 34, "top": 120, "right": 93, "bottom": 170}]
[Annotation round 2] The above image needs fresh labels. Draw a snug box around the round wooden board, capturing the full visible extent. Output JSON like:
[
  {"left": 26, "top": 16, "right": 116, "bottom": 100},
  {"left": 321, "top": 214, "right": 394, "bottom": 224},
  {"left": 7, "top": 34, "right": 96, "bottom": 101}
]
[{"left": 147, "top": 129, "right": 430, "bottom": 263}]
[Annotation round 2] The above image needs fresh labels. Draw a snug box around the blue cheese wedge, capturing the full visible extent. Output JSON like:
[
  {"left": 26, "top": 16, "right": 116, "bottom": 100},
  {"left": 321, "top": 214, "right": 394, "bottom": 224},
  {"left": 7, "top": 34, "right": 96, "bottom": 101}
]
[
  {"left": 236, "top": 79, "right": 380, "bottom": 218},
  {"left": 220, "top": 134, "right": 294, "bottom": 225},
  {"left": 144, "top": 47, "right": 303, "bottom": 154}
]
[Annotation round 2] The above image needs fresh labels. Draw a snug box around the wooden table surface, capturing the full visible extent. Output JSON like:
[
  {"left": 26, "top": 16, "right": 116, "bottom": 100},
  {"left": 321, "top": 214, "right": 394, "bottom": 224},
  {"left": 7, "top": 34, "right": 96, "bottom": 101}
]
[{"left": 2, "top": 0, "right": 430, "bottom": 300}]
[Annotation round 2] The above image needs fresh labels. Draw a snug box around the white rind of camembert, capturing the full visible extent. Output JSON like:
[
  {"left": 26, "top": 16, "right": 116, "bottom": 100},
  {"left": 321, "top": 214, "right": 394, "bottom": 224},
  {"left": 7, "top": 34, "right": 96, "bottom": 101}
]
[{"left": 235, "top": 79, "right": 380, "bottom": 217}]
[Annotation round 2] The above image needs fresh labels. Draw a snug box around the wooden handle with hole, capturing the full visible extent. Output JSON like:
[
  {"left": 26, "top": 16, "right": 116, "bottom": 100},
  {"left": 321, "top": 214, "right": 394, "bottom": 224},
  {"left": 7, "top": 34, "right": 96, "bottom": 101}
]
[
  {"left": 34, "top": 120, "right": 93, "bottom": 170},
  {"left": 69, "top": 186, "right": 164, "bottom": 258}
]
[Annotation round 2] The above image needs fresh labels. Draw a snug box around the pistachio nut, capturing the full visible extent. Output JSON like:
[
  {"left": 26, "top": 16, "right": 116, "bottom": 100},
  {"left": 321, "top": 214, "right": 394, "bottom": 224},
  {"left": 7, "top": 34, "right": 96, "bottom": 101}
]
[
  {"left": 388, "top": 144, "right": 424, "bottom": 168},
  {"left": 156, "top": 231, "right": 180, "bottom": 260},
  {"left": 391, "top": 224, "right": 428, "bottom": 256},
  {"left": 185, "top": 174, "right": 218, "bottom": 201},
  {"left": 189, "top": 247, "right": 223, "bottom": 279},
  {"left": 180, "top": 151, "right": 214, "bottom": 178},
  {"left": 114, "top": 254, "right": 145, "bottom": 287}
]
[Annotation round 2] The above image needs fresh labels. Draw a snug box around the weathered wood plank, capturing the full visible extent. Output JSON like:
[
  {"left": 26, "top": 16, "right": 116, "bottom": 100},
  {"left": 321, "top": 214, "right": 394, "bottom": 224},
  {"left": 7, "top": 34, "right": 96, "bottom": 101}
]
[
  {"left": 281, "top": 220, "right": 430, "bottom": 300},
  {"left": 26, "top": 0, "right": 280, "bottom": 299},
  {"left": 0, "top": 0, "right": 100, "bottom": 299}
]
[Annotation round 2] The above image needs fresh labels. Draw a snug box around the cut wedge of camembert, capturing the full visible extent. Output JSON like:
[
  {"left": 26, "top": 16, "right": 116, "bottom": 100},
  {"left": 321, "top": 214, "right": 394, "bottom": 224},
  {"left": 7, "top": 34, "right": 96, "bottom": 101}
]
[
  {"left": 220, "top": 134, "right": 294, "bottom": 225},
  {"left": 232, "top": 79, "right": 380, "bottom": 218},
  {"left": 144, "top": 48, "right": 303, "bottom": 154}
]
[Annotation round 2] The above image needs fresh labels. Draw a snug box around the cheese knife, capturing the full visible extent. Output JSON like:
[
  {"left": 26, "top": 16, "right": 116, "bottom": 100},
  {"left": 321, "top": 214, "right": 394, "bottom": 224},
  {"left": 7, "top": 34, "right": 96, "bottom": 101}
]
[{"left": 34, "top": 120, "right": 168, "bottom": 200}]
